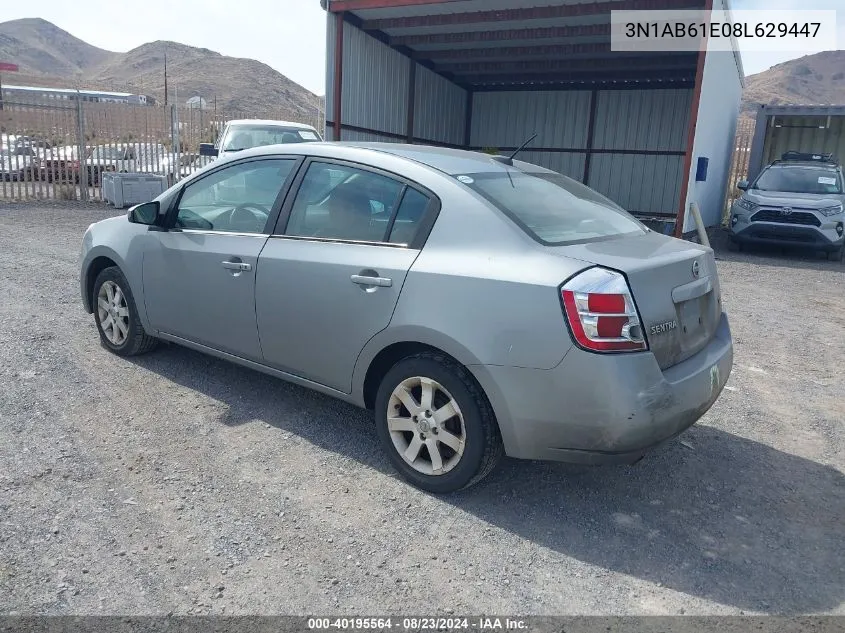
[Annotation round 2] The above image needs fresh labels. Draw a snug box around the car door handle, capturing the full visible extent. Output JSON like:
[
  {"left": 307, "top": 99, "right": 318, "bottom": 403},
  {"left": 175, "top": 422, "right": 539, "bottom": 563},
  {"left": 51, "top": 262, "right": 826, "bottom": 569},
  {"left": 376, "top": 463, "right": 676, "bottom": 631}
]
[
  {"left": 222, "top": 260, "right": 252, "bottom": 272},
  {"left": 351, "top": 274, "right": 392, "bottom": 287}
]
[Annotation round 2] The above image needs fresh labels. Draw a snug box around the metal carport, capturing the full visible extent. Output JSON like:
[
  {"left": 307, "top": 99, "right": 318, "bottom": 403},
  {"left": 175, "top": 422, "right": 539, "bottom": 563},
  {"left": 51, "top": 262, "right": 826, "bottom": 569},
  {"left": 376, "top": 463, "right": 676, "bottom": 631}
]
[{"left": 321, "top": 0, "right": 744, "bottom": 235}]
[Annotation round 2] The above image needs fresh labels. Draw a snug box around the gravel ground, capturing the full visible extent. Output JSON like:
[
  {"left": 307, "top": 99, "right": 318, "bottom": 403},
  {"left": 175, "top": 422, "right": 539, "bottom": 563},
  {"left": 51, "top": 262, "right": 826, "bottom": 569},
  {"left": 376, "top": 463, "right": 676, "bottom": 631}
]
[{"left": 0, "top": 202, "right": 843, "bottom": 616}]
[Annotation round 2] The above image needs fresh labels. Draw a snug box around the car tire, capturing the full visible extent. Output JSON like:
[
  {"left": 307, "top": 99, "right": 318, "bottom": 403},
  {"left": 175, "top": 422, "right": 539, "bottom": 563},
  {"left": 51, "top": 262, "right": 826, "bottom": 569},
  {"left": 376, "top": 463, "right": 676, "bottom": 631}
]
[
  {"left": 92, "top": 266, "right": 158, "bottom": 357},
  {"left": 374, "top": 352, "right": 503, "bottom": 493},
  {"left": 829, "top": 247, "right": 844, "bottom": 262}
]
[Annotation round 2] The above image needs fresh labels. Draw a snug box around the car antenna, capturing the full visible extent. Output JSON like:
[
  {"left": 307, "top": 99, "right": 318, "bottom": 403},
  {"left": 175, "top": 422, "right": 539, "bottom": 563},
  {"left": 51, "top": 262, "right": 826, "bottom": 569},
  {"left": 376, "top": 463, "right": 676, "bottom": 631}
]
[{"left": 492, "top": 133, "right": 537, "bottom": 167}]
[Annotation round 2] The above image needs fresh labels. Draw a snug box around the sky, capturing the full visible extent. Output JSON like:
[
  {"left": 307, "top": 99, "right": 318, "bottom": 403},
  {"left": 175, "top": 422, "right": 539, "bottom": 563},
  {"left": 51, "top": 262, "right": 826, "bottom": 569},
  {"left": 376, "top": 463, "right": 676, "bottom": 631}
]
[
  {"left": 732, "top": 0, "right": 844, "bottom": 74},
  {"left": 2, "top": 0, "right": 329, "bottom": 94},
  {"left": 1, "top": 0, "right": 842, "bottom": 94}
]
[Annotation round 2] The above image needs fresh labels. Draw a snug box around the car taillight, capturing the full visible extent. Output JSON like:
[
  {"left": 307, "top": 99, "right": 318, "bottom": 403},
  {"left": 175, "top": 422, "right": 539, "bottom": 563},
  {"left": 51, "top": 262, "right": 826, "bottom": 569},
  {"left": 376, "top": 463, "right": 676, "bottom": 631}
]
[{"left": 561, "top": 267, "right": 647, "bottom": 353}]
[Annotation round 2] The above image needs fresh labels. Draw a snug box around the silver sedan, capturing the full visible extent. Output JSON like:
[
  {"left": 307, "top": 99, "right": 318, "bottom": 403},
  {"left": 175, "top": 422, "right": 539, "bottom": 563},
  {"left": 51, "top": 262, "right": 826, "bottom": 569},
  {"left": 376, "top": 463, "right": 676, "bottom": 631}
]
[{"left": 80, "top": 143, "right": 733, "bottom": 493}]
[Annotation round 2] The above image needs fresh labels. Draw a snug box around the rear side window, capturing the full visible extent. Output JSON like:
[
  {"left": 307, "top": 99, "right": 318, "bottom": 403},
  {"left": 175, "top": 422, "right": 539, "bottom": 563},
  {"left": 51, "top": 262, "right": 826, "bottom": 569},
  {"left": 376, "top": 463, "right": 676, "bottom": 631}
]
[
  {"left": 461, "top": 171, "right": 645, "bottom": 245},
  {"left": 282, "top": 161, "right": 432, "bottom": 246},
  {"left": 284, "top": 162, "right": 404, "bottom": 242},
  {"left": 389, "top": 188, "right": 430, "bottom": 245}
]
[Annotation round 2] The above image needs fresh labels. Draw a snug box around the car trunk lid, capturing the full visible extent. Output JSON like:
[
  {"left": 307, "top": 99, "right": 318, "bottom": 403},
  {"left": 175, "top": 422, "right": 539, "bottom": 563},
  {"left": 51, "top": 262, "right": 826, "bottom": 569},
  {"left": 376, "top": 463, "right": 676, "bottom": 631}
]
[{"left": 550, "top": 231, "right": 722, "bottom": 370}]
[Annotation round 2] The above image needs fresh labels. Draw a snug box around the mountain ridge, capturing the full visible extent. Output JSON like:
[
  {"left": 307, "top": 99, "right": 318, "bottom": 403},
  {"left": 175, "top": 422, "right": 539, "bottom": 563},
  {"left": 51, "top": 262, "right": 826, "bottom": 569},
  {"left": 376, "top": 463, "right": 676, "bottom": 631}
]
[{"left": 741, "top": 50, "right": 845, "bottom": 117}]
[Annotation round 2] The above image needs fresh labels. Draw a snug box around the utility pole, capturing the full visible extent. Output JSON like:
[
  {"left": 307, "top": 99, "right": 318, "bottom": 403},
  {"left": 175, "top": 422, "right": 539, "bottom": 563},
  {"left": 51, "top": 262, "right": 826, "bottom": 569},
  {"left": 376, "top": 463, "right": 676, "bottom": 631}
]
[{"left": 163, "top": 46, "right": 168, "bottom": 107}]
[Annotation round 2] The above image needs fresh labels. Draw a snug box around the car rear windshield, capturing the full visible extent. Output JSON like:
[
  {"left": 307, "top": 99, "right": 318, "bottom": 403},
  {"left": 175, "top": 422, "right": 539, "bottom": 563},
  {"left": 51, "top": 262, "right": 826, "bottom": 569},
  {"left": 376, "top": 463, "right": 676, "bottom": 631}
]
[
  {"left": 752, "top": 165, "right": 843, "bottom": 194},
  {"left": 459, "top": 170, "right": 646, "bottom": 245},
  {"left": 222, "top": 125, "right": 320, "bottom": 151}
]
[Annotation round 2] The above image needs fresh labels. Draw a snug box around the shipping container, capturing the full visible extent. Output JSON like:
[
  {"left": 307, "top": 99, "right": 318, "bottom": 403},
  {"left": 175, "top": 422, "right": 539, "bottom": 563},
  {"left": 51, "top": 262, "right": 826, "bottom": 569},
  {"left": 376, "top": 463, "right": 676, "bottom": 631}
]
[{"left": 747, "top": 105, "right": 845, "bottom": 180}]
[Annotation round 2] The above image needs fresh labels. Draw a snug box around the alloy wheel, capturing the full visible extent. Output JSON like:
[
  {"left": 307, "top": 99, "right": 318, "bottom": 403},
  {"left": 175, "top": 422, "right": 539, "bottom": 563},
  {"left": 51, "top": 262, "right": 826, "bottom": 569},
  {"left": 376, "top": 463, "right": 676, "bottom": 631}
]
[
  {"left": 387, "top": 376, "right": 466, "bottom": 476},
  {"left": 97, "top": 280, "right": 130, "bottom": 346}
]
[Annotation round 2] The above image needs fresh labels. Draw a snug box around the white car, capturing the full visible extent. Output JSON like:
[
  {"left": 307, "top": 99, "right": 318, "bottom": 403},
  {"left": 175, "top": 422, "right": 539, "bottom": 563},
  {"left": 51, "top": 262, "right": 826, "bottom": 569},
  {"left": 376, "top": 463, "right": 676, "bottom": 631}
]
[{"left": 199, "top": 119, "right": 322, "bottom": 160}]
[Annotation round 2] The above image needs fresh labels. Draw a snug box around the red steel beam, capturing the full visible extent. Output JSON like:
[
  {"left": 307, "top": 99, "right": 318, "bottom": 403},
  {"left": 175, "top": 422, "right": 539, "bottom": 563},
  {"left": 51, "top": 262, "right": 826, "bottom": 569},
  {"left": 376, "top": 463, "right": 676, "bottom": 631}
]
[
  {"left": 333, "top": 12, "right": 345, "bottom": 141},
  {"left": 363, "top": 0, "right": 703, "bottom": 30},
  {"left": 437, "top": 55, "right": 698, "bottom": 75},
  {"left": 461, "top": 68, "right": 696, "bottom": 86},
  {"left": 425, "top": 43, "right": 612, "bottom": 61},
  {"left": 328, "top": 0, "right": 462, "bottom": 11},
  {"left": 392, "top": 24, "right": 610, "bottom": 46}
]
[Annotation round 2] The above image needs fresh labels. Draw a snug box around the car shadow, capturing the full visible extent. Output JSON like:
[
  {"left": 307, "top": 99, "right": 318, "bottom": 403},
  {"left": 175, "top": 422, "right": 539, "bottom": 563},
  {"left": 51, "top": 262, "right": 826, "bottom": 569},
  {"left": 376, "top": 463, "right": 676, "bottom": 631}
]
[
  {"left": 709, "top": 229, "right": 845, "bottom": 272},
  {"left": 127, "top": 343, "right": 845, "bottom": 614}
]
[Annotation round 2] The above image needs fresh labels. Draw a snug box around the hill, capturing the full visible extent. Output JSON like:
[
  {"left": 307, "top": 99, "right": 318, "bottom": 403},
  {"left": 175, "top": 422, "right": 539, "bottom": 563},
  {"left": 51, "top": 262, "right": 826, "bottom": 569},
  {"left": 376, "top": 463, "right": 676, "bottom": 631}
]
[
  {"left": 0, "top": 18, "right": 320, "bottom": 117},
  {"left": 742, "top": 50, "right": 845, "bottom": 116},
  {"left": 0, "top": 18, "right": 114, "bottom": 76}
]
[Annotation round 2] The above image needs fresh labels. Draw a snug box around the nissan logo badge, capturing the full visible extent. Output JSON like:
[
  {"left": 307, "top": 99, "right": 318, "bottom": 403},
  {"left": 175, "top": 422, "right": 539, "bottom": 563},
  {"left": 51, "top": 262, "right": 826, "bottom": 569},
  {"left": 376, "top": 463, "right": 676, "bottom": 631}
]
[{"left": 692, "top": 260, "right": 701, "bottom": 278}]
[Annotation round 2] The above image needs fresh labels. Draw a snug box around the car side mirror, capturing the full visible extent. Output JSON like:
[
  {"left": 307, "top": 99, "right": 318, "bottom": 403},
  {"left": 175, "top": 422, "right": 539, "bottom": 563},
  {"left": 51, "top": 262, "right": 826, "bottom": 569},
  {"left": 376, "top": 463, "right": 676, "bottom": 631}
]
[
  {"left": 199, "top": 143, "right": 218, "bottom": 157},
  {"left": 128, "top": 201, "right": 160, "bottom": 225},
  {"left": 737, "top": 179, "right": 749, "bottom": 191}
]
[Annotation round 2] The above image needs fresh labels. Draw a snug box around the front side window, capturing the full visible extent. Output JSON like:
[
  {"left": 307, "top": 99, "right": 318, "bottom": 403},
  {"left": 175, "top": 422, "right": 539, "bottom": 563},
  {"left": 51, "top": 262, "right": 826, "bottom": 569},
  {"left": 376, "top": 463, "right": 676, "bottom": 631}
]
[
  {"left": 752, "top": 165, "right": 843, "bottom": 194},
  {"left": 284, "top": 162, "right": 407, "bottom": 243},
  {"left": 175, "top": 159, "right": 295, "bottom": 234},
  {"left": 460, "top": 170, "right": 645, "bottom": 245},
  {"left": 222, "top": 125, "right": 320, "bottom": 152}
]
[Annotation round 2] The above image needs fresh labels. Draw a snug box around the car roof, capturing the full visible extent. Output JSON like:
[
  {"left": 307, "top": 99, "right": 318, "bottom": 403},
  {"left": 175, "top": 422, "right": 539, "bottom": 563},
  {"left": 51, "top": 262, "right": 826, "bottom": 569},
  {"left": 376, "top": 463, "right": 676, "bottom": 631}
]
[
  {"left": 211, "top": 142, "right": 556, "bottom": 178},
  {"left": 335, "top": 142, "right": 554, "bottom": 176},
  {"left": 226, "top": 119, "right": 318, "bottom": 131},
  {"left": 769, "top": 161, "right": 840, "bottom": 169}
]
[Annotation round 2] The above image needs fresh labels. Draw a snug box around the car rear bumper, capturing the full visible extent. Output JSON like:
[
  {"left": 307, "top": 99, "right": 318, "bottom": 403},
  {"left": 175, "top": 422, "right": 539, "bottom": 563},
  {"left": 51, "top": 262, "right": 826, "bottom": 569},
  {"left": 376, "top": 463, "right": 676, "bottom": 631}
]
[
  {"left": 731, "top": 221, "right": 844, "bottom": 250},
  {"left": 469, "top": 313, "right": 733, "bottom": 463}
]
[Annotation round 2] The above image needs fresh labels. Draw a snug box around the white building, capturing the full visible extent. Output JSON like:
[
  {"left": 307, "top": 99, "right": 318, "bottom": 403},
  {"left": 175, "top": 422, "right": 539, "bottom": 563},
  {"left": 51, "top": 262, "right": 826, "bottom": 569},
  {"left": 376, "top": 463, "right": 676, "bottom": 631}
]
[
  {"left": 185, "top": 96, "right": 208, "bottom": 109},
  {"left": 1, "top": 84, "right": 151, "bottom": 106}
]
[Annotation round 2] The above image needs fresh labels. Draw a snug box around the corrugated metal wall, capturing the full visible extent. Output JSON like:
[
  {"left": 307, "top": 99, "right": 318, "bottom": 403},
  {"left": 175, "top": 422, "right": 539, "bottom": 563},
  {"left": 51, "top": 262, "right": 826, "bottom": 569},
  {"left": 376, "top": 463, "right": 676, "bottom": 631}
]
[
  {"left": 325, "top": 15, "right": 467, "bottom": 146},
  {"left": 591, "top": 89, "right": 691, "bottom": 214},
  {"left": 519, "top": 151, "right": 586, "bottom": 181},
  {"left": 471, "top": 91, "right": 591, "bottom": 149},
  {"left": 341, "top": 129, "right": 402, "bottom": 144},
  {"left": 592, "top": 90, "right": 691, "bottom": 152},
  {"left": 589, "top": 153, "right": 686, "bottom": 214},
  {"left": 341, "top": 22, "right": 409, "bottom": 138},
  {"left": 762, "top": 116, "right": 845, "bottom": 166},
  {"left": 470, "top": 88, "right": 691, "bottom": 214},
  {"left": 470, "top": 91, "right": 590, "bottom": 180},
  {"left": 414, "top": 65, "right": 467, "bottom": 147}
]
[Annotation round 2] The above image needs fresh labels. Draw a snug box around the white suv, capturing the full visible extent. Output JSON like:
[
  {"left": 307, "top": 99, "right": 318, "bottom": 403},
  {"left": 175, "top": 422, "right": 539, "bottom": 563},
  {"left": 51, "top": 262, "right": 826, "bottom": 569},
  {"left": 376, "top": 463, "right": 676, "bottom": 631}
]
[{"left": 730, "top": 152, "right": 844, "bottom": 261}]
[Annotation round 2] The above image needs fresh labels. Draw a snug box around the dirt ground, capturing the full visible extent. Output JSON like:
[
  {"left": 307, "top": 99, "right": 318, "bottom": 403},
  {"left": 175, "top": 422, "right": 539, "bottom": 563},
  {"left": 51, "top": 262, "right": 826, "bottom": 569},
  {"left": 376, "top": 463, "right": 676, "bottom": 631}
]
[{"left": 0, "top": 202, "right": 843, "bottom": 616}]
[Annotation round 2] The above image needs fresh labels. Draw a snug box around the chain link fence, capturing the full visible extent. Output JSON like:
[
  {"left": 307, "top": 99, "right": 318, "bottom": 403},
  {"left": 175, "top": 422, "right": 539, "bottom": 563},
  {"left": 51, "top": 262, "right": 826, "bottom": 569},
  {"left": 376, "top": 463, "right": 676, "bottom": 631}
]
[
  {"left": 0, "top": 97, "right": 324, "bottom": 202},
  {"left": 722, "top": 117, "right": 756, "bottom": 225}
]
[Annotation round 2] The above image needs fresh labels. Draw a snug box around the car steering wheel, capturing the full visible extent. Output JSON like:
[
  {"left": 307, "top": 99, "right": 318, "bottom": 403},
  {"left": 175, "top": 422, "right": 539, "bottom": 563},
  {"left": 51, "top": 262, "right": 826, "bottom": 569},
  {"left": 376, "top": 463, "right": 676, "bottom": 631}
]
[{"left": 229, "top": 203, "right": 270, "bottom": 232}]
